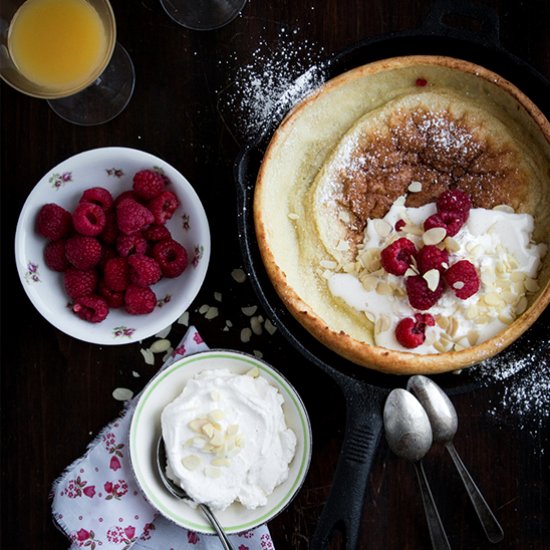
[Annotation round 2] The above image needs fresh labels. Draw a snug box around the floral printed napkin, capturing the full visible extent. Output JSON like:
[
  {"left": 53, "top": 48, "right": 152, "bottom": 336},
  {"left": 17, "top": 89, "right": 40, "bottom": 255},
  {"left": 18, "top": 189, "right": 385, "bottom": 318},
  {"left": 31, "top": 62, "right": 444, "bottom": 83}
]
[{"left": 51, "top": 326, "right": 274, "bottom": 549}]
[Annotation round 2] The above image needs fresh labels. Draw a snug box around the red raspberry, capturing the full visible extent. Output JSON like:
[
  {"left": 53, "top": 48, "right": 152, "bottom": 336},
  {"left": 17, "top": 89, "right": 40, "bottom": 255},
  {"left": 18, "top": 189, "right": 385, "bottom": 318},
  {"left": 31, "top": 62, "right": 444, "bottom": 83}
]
[
  {"left": 65, "top": 235, "right": 102, "bottom": 270},
  {"left": 114, "top": 190, "right": 140, "bottom": 206},
  {"left": 125, "top": 284, "right": 156, "bottom": 314},
  {"left": 116, "top": 233, "right": 148, "bottom": 257},
  {"left": 72, "top": 201, "right": 106, "bottom": 236},
  {"left": 143, "top": 224, "right": 171, "bottom": 242},
  {"left": 63, "top": 268, "right": 98, "bottom": 300},
  {"left": 127, "top": 254, "right": 162, "bottom": 287},
  {"left": 116, "top": 198, "right": 154, "bottom": 235},
  {"left": 98, "top": 281, "right": 125, "bottom": 308},
  {"left": 36, "top": 203, "right": 72, "bottom": 240},
  {"left": 43, "top": 239, "right": 69, "bottom": 272},
  {"left": 423, "top": 210, "right": 465, "bottom": 237},
  {"left": 80, "top": 187, "right": 113, "bottom": 211},
  {"left": 444, "top": 260, "right": 480, "bottom": 299},
  {"left": 395, "top": 313, "right": 435, "bottom": 348},
  {"left": 100, "top": 211, "right": 119, "bottom": 245},
  {"left": 152, "top": 239, "right": 188, "bottom": 278},
  {"left": 437, "top": 189, "right": 472, "bottom": 219},
  {"left": 133, "top": 169, "right": 167, "bottom": 201},
  {"left": 405, "top": 274, "right": 444, "bottom": 310},
  {"left": 147, "top": 191, "right": 179, "bottom": 225},
  {"left": 395, "top": 219, "right": 406, "bottom": 232},
  {"left": 72, "top": 294, "right": 109, "bottom": 323},
  {"left": 103, "top": 257, "right": 129, "bottom": 292},
  {"left": 380, "top": 238, "right": 417, "bottom": 276},
  {"left": 416, "top": 245, "right": 449, "bottom": 274}
]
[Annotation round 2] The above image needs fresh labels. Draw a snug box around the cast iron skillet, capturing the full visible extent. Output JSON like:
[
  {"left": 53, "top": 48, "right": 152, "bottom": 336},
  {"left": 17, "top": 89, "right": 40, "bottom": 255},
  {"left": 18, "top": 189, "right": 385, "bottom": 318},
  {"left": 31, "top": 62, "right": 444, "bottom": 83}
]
[{"left": 234, "top": 1, "right": 550, "bottom": 548}]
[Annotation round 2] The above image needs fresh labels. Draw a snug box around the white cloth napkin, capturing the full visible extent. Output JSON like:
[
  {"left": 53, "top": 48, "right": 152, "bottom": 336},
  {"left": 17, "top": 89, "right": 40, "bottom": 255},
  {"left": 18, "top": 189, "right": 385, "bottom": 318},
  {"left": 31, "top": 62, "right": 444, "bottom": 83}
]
[{"left": 51, "top": 326, "right": 274, "bottom": 549}]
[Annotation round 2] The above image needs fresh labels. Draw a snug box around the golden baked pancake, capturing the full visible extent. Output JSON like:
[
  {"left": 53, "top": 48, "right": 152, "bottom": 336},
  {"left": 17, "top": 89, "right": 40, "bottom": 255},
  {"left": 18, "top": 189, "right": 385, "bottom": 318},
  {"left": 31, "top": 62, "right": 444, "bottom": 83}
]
[{"left": 253, "top": 56, "right": 550, "bottom": 374}]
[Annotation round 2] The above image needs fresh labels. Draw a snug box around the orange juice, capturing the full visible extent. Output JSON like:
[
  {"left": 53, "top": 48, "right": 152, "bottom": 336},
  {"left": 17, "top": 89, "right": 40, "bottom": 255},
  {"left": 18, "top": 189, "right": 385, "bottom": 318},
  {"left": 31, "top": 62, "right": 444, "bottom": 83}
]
[{"left": 8, "top": 0, "right": 110, "bottom": 93}]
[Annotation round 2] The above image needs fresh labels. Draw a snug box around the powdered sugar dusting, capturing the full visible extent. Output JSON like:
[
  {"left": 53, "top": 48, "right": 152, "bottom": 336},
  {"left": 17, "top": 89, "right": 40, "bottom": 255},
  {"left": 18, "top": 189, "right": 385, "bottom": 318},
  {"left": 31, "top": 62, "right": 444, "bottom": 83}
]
[
  {"left": 469, "top": 333, "right": 549, "bottom": 447},
  {"left": 217, "top": 27, "right": 328, "bottom": 144}
]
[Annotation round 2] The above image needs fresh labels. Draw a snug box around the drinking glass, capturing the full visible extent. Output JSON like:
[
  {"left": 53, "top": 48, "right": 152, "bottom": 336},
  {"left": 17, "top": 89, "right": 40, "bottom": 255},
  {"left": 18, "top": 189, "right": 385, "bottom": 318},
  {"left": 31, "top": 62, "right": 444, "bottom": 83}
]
[
  {"left": 0, "top": 0, "right": 135, "bottom": 125},
  {"left": 160, "top": 0, "right": 247, "bottom": 30}
]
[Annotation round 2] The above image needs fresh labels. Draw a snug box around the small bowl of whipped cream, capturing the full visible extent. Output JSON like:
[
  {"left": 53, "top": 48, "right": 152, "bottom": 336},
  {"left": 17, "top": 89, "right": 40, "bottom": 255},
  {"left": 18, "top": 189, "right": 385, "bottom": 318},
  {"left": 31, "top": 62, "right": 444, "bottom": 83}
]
[{"left": 129, "top": 349, "right": 312, "bottom": 534}]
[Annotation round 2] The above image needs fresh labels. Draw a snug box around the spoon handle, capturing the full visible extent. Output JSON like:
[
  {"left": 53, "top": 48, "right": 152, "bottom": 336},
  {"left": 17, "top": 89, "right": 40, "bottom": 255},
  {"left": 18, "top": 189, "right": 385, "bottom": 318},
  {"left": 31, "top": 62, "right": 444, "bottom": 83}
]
[
  {"left": 198, "top": 503, "right": 237, "bottom": 550},
  {"left": 414, "top": 460, "right": 452, "bottom": 550},
  {"left": 446, "top": 442, "right": 504, "bottom": 543}
]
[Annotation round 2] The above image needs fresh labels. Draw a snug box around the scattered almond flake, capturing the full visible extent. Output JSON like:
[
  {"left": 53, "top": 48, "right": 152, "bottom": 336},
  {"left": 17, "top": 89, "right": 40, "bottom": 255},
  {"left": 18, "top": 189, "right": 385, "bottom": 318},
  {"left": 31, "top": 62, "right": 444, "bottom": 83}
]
[
  {"left": 212, "top": 457, "right": 231, "bottom": 467},
  {"left": 524, "top": 278, "right": 540, "bottom": 292},
  {"left": 132, "top": 371, "right": 141, "bottom": 378},
  {"left": 444, "top": 236, "right": 460, "bottom": 252},
  {"left": 204, "top": 306, "right": 219, "bottom": 320},
  {"left": 253, "top": 350, "right": 264, "bottom": 358},
  {"left": 288, "top": 212, "right": 300, "bottom": 220},
  {"left": 246, "top": 366, "right": 260, "bottom": 378},
  {"left": 493, "top": 204, "right": 515, "bottom": 213},
  {"left": 320, "top": 259, "right": 338, "bottom": 269},
  {"left": 264, "top": 319, "right": 277, "bottom": 335},
  {"left": 240, "top": 327, "right": 252, "bottom": 343},
  {"left": 336, "top": 239, "right": 349, "bottom": 251},
  {"left": 198, "top": 304, "right": 210, "bottom": 314},
  {"left": 250, "top": 316, "right": 263, "bottom": 335},
  {"left": 515, "top": 296, "right": 528, "bottom": 315},
  {"left": 404, "top": 267, "right": 418, "bottom": 277},
  {"left": 162, "top": 348, "right": 174, "bottom": 362},
  {"left": 149, "top": 338, "right": 172, "bottom": 353},
  {"left": 408, "top": 180, "right": 422, "bottom": 193},
  {"left": 214, "top": 292, "right": 223, "bottom": 302},
  {"left": 182, "top": 455, "right": 202, "bottom": 471},
  {"left": 241, "top": 305, "right": 258, "bottom": 316},
  {"left": 394, "top": 196, "right": 406, "bottom": 207},
  {"left": 423, "top": 227, "right": 447, "bottom": 245},
  {"left": 373, "top": 219, "right": 392, "bottom": 237},
  {"left": 177, "top": 311, "right": 190, "bottom": 326},
  {"left": 423, "top": 269, "right": 440, "bottom": 292},
  {"left": 231, "top": 268, "right": 247, "bottom": 283},
  {"left": 155, "top": 325, "right": 172, "bottom": 339},
  {"left": 140, "top": 348, "right": 155, "bottom": 365},
  {"left": 112, "top": 387, "right": 134, "bottom": 401},
  {"left": 205, "top": 466, "right": 222, "bottom": 478}
]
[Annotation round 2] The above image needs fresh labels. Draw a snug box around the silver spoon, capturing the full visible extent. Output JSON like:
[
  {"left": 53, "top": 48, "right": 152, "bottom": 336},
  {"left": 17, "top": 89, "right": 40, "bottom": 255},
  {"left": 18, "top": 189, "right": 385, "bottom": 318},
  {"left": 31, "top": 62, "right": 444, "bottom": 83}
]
[
  {"left": 407, "top": 375, "right": 504, "bottom": 544},
  {"left": 156, "top": 436, "right": 236, "bottom": 550},
  {"left": 384, "top": 389, "right": 452, "bottom": 550}
]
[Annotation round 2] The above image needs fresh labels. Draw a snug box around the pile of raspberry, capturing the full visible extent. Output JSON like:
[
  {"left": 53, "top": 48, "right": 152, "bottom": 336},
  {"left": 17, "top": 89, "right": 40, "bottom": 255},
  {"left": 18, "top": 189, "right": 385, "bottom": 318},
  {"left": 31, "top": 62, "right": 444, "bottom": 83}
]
[
  {"left": 379, "top": 189, "right": 480, "bottom": 349},
  {"left": 35, "top": 169, "right": 188, "bottom": 323}
]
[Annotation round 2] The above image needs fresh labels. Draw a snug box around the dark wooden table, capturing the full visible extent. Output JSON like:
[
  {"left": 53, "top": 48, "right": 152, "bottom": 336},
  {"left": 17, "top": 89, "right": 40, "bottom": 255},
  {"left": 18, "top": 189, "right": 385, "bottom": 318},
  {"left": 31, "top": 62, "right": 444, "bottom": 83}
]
[{"left": 2, "top": 1, "right": 549, "bottom": 549}]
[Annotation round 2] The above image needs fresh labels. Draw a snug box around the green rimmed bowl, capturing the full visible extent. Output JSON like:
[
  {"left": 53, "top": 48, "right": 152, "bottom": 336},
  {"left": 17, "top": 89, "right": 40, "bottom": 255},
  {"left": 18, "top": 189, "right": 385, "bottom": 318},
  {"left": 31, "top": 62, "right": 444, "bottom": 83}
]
[{"left": 129, "top": 349, "right": 312, "bottom": 535}]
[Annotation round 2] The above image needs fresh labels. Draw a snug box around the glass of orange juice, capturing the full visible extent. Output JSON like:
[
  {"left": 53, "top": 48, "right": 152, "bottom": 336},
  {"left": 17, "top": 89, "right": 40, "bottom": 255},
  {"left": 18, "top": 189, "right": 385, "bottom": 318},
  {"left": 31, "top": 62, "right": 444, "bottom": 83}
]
[{"left": 0, "top": 0, "right": 135, "bottom": 125}]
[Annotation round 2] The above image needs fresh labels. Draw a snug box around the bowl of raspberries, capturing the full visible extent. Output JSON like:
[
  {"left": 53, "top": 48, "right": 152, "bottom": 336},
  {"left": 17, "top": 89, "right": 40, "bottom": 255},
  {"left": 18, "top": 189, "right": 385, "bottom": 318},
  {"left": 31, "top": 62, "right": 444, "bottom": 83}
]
[{"left": 15, "top": 147, "right": 210, "bottom": 345}]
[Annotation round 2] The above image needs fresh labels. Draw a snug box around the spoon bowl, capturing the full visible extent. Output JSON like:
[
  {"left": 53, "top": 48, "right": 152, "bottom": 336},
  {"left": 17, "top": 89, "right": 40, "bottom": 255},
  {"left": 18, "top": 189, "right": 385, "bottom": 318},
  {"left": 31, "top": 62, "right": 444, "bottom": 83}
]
[
  {"left": 383, "top": 389, "right": 451, "bottom": 550},
  {"left": 156, "top": 436, "right": 236, "bottom": 550},
  {"left": 407, "top": 375, "right": 504, "bottom": 544}
]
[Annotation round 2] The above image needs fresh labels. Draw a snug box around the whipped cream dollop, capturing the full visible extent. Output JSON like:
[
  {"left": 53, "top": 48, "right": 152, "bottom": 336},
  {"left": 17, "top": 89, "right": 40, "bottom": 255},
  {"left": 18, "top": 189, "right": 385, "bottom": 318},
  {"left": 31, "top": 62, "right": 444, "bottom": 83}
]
[
  {"left": 326, "top": 196, "right": 547, "bottom": 354},
  {"left": 161, "top": 368, "right": 296, "bottom": 510}
]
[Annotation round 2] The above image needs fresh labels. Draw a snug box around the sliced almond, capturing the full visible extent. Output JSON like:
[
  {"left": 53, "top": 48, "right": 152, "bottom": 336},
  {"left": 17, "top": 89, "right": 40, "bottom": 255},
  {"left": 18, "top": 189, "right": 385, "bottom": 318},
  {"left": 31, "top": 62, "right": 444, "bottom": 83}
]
[
  {"left": 404, "top": 267, "right": 418, "bottom": 277},
  {"left": 498, "top": 311, "right": 514, "bottom": 324},
  {"left": 524, "top": 278, "right": 540, "bottom": 292},
  {"left": 181, "top": 454, "right": 202, "bottom": 471},
  {"left": 246, "top": 366, "right": 260, "bottom": 378},
  {"left": 209, "top": 409, "right": 225, "bottom": 421},
  {"left": 376, "top": 281, "right": 394, "bottom": 296},
  {"left": 492, "top": 204, "right": 515, "bottom": 213},
  {"left": 211, "top": 458, "right": 231, "bottom": 467},
  {"left": 373, "top": 219, "right": 392, "bottom": 237},
  {"left": 201, "top": 423, "right": 216, "bottom": 439},
  {"left": 264, "top": 319, "right": 277, "bottom": 335},
  {"left": 467, "top": 330, "right": 479, "bottom": 346},
  {"left": 436, "top": 316, "right": 449, "bottom": 330},
  {"left": 231, "top": 268, "right": 247, "bottom": 283},
  {"left": 423, "top": 227, "right": 447, "bottom": 246},
  {"left": 510, "top": 271, "right": 526, "bottom": 282},
  {"left": 188, "top": 418, "right": 208, "bottom": 432},
  {"left": 240, "top": 327, "right": 252, "bottom": 343},
  {"left": 205, "top": 466, "right": 222, "bottom": 478},
  {"left": 515, "top": 296, "right": 528, "bottom": 315},
  {"left": 483, "top": 293, "right": 502, "bottom": 306},
  {"left": 423, "top": 269, "right": 440, "bottom": 292},
  {"left": 408, "top": 180, "right": 422, "bottom": 193}
]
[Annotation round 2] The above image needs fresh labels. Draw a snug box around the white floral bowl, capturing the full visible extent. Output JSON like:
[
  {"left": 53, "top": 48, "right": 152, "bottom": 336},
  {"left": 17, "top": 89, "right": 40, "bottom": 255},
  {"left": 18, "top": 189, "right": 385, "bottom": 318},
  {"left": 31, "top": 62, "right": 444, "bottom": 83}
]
[{"left": 15, "top": 147, "right": 210, "bottom": 345}]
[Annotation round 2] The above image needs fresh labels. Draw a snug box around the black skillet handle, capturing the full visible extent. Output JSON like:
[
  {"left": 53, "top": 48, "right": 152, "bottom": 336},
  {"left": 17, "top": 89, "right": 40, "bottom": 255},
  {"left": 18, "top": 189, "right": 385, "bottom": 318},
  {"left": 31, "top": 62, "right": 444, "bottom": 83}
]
[
  {"left": 422, "top": 0, "right": 501, "bottom": 49},
  {"left": 311, "top": 377, "right": 387, "bottom": 550}
]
